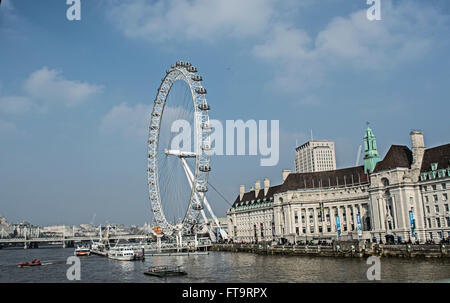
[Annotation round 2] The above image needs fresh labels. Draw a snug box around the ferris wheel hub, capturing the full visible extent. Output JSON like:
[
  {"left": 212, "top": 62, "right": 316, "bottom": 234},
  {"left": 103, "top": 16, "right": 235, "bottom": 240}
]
[{"left": 164, "top": 149, "right": 197, "bottom": 158}]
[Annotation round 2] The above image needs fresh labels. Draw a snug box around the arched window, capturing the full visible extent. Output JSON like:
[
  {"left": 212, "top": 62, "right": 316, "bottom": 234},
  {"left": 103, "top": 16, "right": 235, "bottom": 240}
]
[{"left": 381, "top": 178, "right": 390, "bottom": 187}]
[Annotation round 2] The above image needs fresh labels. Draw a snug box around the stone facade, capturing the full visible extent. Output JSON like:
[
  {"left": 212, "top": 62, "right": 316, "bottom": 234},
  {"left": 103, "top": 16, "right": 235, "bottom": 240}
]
[{"left": 227, "top": 129, "right": 450, "bottom": 244}]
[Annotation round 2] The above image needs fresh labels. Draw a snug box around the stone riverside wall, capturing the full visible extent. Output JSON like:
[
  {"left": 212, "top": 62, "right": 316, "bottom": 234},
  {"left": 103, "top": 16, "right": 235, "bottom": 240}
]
[{"left": 210, "top": 242, "right": 450, "bottom": 258}]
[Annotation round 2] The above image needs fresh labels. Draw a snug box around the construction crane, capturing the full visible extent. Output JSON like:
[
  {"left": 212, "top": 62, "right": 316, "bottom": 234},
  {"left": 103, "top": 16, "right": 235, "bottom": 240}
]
[{"left": 355, "top": 145, "right": 362, "bottom": 166}]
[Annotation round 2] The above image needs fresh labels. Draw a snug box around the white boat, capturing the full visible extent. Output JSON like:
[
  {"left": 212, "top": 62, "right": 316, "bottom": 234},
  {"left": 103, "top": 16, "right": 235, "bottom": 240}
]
[
  {"left": 91, "top": 241, "right": 108, "bottom": 256},
  {"left": 108, "top": 245, "right": 136, "bottom": 261},
  {"left": 74, "top": 245, "right": 90, "bottom": 256}
]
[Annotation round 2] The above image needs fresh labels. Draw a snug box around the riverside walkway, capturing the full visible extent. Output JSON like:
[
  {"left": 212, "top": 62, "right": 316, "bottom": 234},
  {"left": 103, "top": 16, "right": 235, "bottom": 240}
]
[{"left": 211, "top": 242, "right": 450, "bottom": 258}]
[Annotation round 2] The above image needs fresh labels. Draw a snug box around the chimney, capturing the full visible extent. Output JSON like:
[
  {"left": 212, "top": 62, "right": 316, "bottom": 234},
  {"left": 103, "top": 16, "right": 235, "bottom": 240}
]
[
  {"left": 282, "top": 169, "right": 291, "bottom": 182},
  {"left": 410, "top": 131, "right": 425, "bottom": 173},
  {"left": 239, "top": 185, "right": 245, "bottom": 200},
  {"left": 255, "top": 181, "right": 261, "bottom": 197},
  {"left": 264, "top": 178, "right": 270, "bottom": 196}
]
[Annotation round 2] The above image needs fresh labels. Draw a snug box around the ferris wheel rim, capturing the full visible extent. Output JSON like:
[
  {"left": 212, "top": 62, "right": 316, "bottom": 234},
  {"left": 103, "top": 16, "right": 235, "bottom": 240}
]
[{"left": 147, "top": 62, "right": 211, "bottom": 237}]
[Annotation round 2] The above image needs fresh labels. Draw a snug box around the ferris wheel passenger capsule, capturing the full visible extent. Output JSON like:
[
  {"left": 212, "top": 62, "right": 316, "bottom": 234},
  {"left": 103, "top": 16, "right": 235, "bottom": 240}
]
[
  {"left": 195, "top": 87, "right": 207, "bottom": 94},
  {"left": 199, "top": 165, "right": 211, "bottom": 172},
  {"left": 191, "top": 75, "right": 202, "bottom": 81},
  {"left": 192, "top": 203, "right": 204, "bottom": 210},
  {"left": 187, "top": 66, "right": 197, "bottom": 73},
  {"left": 198, "top": 104, "right": 210, "bottom": 111},
  {"left": 201, "top": 123, "right": 211, "bottom": 129},
  {"left": 196, "top": 186, "right": 208, "bottom": 192}
]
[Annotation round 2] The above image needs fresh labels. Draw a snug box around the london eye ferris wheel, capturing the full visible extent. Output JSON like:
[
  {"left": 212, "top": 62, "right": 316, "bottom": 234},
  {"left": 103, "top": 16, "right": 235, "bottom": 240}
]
[{"left": 147, "top": 61, "right": 227, "bottom": 242}]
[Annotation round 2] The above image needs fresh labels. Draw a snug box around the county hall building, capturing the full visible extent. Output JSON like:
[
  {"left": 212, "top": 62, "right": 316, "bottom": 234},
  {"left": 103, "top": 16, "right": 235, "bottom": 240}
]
[{"left": 226, "top": 126, "right": 450, "bottom": 244}]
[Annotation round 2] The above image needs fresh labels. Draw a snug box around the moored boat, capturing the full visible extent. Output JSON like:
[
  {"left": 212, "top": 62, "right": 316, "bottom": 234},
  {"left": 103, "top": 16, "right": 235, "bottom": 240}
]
[
  {"left": 74, "top": 245, "right": 90, "bottom": 256},
  {"left": 144, "top": 265, "right": 187, "bottom": 277},
  {"left": 108, "top": 245, "right": 135, "bottom": 261}
]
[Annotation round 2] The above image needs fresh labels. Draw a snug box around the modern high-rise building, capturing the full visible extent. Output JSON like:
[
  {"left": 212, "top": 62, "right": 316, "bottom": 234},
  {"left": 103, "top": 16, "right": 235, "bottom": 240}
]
[{"left": 294, "top": 140, "right": 336, "bottom": 173}]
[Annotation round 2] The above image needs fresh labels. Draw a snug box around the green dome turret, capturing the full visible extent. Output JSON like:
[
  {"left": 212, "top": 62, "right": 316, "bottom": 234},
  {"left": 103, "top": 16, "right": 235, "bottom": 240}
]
[{"left": 363, "top": 122, "right": 380, "bottom": 174}]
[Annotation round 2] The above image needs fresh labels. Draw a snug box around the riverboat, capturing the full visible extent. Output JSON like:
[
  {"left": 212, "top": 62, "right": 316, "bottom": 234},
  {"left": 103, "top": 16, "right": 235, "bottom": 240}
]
[{"left": 144, "top": 265, "right": 187, "bottom": 277}]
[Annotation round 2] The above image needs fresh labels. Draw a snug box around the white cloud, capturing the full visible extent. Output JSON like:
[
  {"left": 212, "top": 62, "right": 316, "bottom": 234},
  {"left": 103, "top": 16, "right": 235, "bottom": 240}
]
[
  {"left": 23, "top": 67, "right": 103, "bottom": 108},
  {"left": 0, "top": 119, "right": 23, "bottom": 135},
  {"left": 253, "top": 0, "right": 447, "bottom": 92},
  {"left": 107, "top": 0, "right": 276, "bottom": 42},
  {"left": 0, "top": 67, "right": 103, "bottom": 114},
  {"left": 100, "top": 102, "right": 152, "bottom": 139},
  {"left": 0, "top": 96, "right": 32, "bottom": 114},
  {"left": 100, "top": 102, "right": 192, "bottom": 142}
]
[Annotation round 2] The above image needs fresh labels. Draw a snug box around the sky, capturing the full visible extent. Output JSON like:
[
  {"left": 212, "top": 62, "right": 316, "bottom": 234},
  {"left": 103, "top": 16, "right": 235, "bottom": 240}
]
[{"left": 0, "top": 0, "right": 449, "bottom": 226}]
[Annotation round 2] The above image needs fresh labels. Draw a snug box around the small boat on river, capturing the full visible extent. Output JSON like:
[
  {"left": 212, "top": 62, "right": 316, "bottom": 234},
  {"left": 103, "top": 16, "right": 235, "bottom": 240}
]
[
  {"left": 19, "top": 259, "right": 41, "bottom": 268},
  {"left": 74, "top": 245, "right": 90, "bottom": 256},
  {"left": 144, "top": 265, "right": 187, "bottom": 277}
]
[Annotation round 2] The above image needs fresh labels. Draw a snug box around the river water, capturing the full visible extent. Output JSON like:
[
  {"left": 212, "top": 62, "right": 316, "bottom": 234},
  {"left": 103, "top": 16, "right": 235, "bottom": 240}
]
[{"left": 0, "top": 247, "right": 449, "bottom": 283}]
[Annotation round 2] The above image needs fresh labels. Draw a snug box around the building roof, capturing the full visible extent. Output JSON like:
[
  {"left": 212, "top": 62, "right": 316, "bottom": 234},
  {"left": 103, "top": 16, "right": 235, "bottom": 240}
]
[
  {"left": 420, "top": 143, "right": 450, "bottom": 172},
  {"left": 279, "top": 166, "right": 368, "bottom": 192},
  {"left": 232, "top": 184, "right": 283, "bottom": 207},
  {"left": 232, "top": 142, "right": 450, "bottom": 209},
  {"left": 232, "top": 166, "right": 368, "bottom": 208},
  {"left": 373, "top": 145, "right": 413, "bottom": 173}
]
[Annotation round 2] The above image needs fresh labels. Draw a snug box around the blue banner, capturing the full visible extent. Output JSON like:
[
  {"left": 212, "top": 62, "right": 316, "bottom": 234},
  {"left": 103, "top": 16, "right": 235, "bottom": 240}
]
[
  {"left": 409, "top": 211, "right": 416, "bottom": 238},
  {"left": 336, "top": 216, "right": 341, "bottom": 237},
  {"left": 356, "top": 214, "right": 362, "bottom": 237}
]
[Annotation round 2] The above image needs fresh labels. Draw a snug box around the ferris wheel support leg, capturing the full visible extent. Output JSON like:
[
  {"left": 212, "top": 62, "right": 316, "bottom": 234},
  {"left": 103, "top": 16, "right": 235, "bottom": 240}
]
[
  {"left": 181, "top": 158, "right": 228, "bottom": 241},
  {"left": 156, "top": 234, "right": 162, "bottom": 252},
  {"left": 181, "top": 158, "right": 217, "bottom": 242}
]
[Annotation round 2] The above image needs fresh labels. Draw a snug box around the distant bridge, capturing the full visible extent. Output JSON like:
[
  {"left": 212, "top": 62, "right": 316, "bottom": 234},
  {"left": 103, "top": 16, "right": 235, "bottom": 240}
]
[{"left": 0, "top": 234, "right": 153, "bottom": 248}]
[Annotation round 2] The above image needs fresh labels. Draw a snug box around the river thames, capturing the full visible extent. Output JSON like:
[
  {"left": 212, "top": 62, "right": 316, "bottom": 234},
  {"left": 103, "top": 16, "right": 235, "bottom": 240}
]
[{"left": 1, "top": 247, "right": 449, "bottom": 283}]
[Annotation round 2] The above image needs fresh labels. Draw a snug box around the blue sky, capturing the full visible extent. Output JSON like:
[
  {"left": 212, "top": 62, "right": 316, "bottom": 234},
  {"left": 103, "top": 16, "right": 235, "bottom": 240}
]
[{"left": 0, "top": 0, "right": 449, "bottom": 226}]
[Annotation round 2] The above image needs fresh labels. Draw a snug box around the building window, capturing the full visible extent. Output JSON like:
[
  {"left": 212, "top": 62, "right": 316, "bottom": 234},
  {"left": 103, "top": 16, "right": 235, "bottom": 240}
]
[
  {"left": 435, "top": 205, "right": 440, "bottom": 213},
  {"left": 445, "top": 204, "right": 449, "bottom": 212},
  {"left": 424, "top": 186, "right": 428, "bottom": 191},
  {"left": 428, "top": 218, "right": 432, "bottom": 228},
  {"left": 294, "top": 212, "right": 298, "bottom": 224},
  {"left": 432, "top": 184, "right": 437, "bottom": 191},
  {"left": 436, "top": 218, "right": 441, "bottom": 228},
  {"left": 425, "top": 196, "right": 429, "bottom": 202},
  {"left": 296, "top": 227, "right": 299, "bottom": 235},
  {"left": 434, "top": 195, "right": 438, "bottom": 202},
  {"left": 426, "top": 206, "right": 430, "bottom": 213},
  {"left": 443, "top": 193, "right": 448, "bottom": 201},
  {"left": 446, "top": 217, "right": 450, "bottom": 227}
]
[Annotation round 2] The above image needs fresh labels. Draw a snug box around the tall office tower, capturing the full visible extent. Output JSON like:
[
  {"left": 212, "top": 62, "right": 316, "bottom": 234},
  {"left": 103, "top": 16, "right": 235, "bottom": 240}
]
[{"left": 295, "top": 140, "right": 336, "bottom": 173}]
